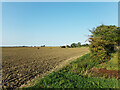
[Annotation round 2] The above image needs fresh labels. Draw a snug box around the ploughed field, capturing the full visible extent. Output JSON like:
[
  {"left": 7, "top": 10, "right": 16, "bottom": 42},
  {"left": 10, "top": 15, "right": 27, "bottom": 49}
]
[{"left": 2, "top": 47, "right": 89, "bottom": 88}]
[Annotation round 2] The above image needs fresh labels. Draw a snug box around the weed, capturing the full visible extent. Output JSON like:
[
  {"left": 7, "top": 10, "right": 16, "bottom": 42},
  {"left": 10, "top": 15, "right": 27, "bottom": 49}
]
[{"left": 23, "top": 53, "right": 119, "bottom": 88}]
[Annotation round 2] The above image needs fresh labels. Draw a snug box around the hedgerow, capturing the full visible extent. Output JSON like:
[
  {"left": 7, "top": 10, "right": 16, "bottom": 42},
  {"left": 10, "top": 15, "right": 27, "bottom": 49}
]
[{"left": 89, "top": 25, "right": 119, "bottom": 63}]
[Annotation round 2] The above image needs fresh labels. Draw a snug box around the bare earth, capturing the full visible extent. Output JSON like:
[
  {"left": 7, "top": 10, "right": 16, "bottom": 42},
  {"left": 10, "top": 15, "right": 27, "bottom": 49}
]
[
  {"left": 2, "top": 47, "right": 89, "bottom": 88},
  {"left": 89, "top": 67, "right": 120, "bottom": 80}
]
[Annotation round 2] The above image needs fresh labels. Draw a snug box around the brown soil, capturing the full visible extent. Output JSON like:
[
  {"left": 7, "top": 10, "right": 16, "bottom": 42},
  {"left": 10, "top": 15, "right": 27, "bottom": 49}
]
[
  {"left": 90, "top": 67, "right": 120, "bottom": 79},
  {"left": 2, "top": 47, "right": 89, "bottom": 89}
]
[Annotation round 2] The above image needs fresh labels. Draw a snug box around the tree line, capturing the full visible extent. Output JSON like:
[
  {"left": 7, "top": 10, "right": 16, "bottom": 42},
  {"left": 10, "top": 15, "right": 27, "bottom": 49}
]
[{"left": 60, "top": 43, "right": 89, "bottom": 48}]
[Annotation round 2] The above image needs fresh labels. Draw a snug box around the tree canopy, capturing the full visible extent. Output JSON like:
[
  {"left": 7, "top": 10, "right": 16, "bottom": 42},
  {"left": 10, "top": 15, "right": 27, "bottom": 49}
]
[
  {"left": 89, "top": 25, "right": 119, "bottom": 45},
  {"left": 89, "top": 25, "right": 119, "bottom": 63}
]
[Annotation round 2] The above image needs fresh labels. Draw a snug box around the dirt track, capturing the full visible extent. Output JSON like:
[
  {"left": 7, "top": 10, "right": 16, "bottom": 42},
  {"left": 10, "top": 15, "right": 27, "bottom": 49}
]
[{"left": 2, "top": 47, "right": 89, "bottom": 88}]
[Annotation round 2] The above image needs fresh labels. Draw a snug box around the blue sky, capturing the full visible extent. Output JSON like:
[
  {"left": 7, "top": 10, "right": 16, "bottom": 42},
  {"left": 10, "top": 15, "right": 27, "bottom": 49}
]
[{"left": 2, "top": 2, "right": 118, "bottom": 46}]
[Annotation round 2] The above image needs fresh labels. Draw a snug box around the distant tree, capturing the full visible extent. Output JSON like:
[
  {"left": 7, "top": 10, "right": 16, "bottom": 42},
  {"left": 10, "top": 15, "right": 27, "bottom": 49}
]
[
  {"left": 60, "top": 46, "right": 66, "bottom": 48},
  {"left": 71, "top": 43, "right": 77, "bottom": 48},
  {"left": 41, "top": 45, "right": 45, "bottom": 47},
  {"left": 77, "top": 42, "right": 81, "bottom": 47},
  {"left": 81, "top": 44, "right": 89, "bottom": 47},
  {"left": 22, "top": 46, "right": 27, "bottom": 47},
  {"left": 66, "top": 45, "right": 70, "bottom": 48}
]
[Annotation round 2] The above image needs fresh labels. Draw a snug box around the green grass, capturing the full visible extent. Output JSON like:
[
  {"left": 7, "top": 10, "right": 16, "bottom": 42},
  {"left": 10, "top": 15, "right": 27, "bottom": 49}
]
[
  {"left": 66, "top": 53, "right": 100, "bottom": 75},
  {"left": 23, "top": 53, "right": 119, "bottom": 89},
  {"left": 95, "top": 52, "right": 119, "bottom": 70},
  {"left": 23, "top": 71, "right": 118, "bottom": 88}
]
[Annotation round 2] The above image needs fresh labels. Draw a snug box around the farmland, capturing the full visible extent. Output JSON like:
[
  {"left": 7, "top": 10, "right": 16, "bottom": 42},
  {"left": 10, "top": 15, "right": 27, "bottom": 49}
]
[
  {"left": 2, "top": 47, "right": 89, "bottom": 88},
  {"left": 24, "top": 53, "right": 119, "bottom": 88}
]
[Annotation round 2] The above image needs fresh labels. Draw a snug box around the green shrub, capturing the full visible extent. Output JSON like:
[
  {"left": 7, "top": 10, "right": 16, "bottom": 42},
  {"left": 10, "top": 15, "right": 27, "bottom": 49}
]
[
  {"left": 89, "top": 25, "right": 119, "bottom": 63},
  {"left": 71, "top": 43, "right": 77, "bottom": 48},
  {"left": 89, "top": 37, "right": 111, "bottom": 63},
  {"left": 22, "top": 53, "right": 119, "bottom": 89}
]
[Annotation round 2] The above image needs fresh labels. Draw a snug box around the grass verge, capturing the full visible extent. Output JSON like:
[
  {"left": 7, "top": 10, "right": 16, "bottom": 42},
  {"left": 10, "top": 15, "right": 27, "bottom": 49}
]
[
  {"left": 95, "top": 52, "right": 119, "bottom": 70},
  {"left": 23, "top": 53, "right": 119, "bottom": 88}
]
